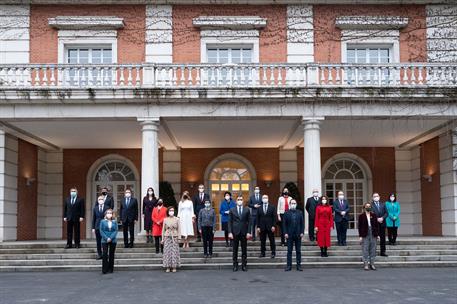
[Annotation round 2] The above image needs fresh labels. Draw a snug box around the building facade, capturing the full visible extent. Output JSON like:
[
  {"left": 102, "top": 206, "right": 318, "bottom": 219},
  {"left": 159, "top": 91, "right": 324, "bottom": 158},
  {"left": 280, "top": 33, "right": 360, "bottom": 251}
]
[{"left": 0, "top": 0, "right": 456, "bottom": 241}]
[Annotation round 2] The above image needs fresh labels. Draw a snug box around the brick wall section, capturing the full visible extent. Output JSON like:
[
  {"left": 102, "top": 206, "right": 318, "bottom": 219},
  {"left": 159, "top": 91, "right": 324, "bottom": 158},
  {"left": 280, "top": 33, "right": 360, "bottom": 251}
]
[
  {"left": 30, "top": 5, "right": 146, "bottom": 63},
  {"left": 181, "top": 148, "right": 280, "bottom": 204},
  {"left": 313, "top": 5, "right": 427, "bottom": 62},
  {"left": 172, "top": 5, "right": 287, "bottom": 63},
  {"left": 298, "top": 147, "right": 396, "bottom": 203},
  {"left": 420, "top": 137, "right": 442, "bottom": 236},
  {"left": 17, "top": 139, "right": 38, "bottom": 241}
]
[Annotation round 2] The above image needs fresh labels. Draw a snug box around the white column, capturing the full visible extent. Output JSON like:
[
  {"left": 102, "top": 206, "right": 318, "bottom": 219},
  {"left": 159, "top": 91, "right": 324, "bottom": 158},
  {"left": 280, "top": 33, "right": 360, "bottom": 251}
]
[
  {"left": 139, "top": 118, "right": 160, "bottom": 197},
  {"left": 303, "top": 118, "right": 323, "bottom": 234}
]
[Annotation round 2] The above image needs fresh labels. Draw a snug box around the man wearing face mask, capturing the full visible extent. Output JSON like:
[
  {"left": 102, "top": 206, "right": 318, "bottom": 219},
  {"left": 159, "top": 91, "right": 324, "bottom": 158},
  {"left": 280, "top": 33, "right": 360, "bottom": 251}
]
[
  {"left": 248, "top": 186, "right": 262, "bottom": 241},
  {"left": 305, "top": 189, "right": 320, "bottom": 242},
  {"left": 120, "top": 189, "right": 138, "bottom": 248},
  {"left": 283, "top": 199, "right": 304, "bottom": 271},
  {"left": 371, "top": 193, "right": 388, "bottom": 257},
  {"left": 333, "top": 191, "right": 350, "bottom": 246},
  {"left": 228, "top": 195, "right": 252, "bottom": 272},
  {"left": 198, "top": 199, "right": 216, "bottom": 258},
  {"left": 63, "top": 187, "right": 85, "bottom": 249},
  {"left": 192, "top": 184, "right": 210, "bottom": 242},
  {"left": 277, "top": 187, "right": 294, "bottom": 246},
  {"left": 92, "top": 195, "right": 110, "bottom": 259},
  {"left": 256, "top": 194, "right": 276, "bottom": 258},
  {"left": 100, "top": 186, "right": 114, "bottom": 210}
]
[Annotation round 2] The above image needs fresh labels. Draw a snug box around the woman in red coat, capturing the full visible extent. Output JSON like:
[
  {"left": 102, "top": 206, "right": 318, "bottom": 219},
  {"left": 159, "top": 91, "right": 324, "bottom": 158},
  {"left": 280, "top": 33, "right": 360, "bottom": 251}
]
[
  {"left": 314, "top": 195, "right": 333, "bottom": 257},
  {"left": 152, "top": 199, "right": 168, "bottom": 254}
]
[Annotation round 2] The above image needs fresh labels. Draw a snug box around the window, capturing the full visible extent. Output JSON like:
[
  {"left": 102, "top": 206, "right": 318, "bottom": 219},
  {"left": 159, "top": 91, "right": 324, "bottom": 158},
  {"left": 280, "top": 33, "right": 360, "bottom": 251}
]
[
  {"left": 346, "top": 46, "right": 391, "bottom": 85},
  {"left": 65, "top": 46, "right": 113, "bottom": 86},
  {"left": 206, "top": 47, "right": 253, "bottom": 85}
]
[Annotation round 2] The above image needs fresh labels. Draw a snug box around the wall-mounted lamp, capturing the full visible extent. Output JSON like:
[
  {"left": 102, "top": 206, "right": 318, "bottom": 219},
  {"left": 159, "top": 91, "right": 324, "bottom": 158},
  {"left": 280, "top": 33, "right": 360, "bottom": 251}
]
[
  {"left": 188, "top": 182, "right": 195, "bottom": 189},
  {"left": 264, "top": 181, "right": 272, "bottom": 188},
  {"left": 422, "top": 174, "right": 432, "bottom": 183},
  {"left": 26, "top": 177, "right": 36, "bottom": 186}
]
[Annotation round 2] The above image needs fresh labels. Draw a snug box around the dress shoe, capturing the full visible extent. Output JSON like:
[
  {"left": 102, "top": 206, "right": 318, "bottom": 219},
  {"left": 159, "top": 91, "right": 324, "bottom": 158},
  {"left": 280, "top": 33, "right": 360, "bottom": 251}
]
[
  {"left": 370, "top": 264, "right": 377, "bottom": 270},
  {"left": 124, "top": 244, "right": 129, "bottom": 248},
  {"left": 271, "top": 253, "right": 275, "bottom": 259},
  {"left": 364, "top": 263, "right": 370, "bottom": 271},
  {"left": 233, "top": 264, "right": 239, "bottom": 272},
  {"left": 241, "top": 265, "right": 247, "bottom": 272},
  {"left": 108, "top": 269, "right": 113, "bottom": 273},
  {"left": 64, "top": 244, "right": 72, "bottom": 249},
  {"left": 129, "top": 243, "right": 134, "bottom": 248},
  {"left": 380, "top": 253, "right": 388, "bottom": 257},
  {"left": 197, "top": 237, "right": 202, "bottom": 242},
  {"left": 208, "top": 254, "right": 213, "bottom": 258},
  {"left": 259, "top": 254, "right": 265, "bottom": 258},
  {"left": 204, "top": 254, "right": 208, "bottom": 258},
  {"left": 296, "top": 266, "right": 303, "bottom": 271},
  {"left": 75, "top": 244, "right": 80, "bottom": 249},
  {"left": 284, "top": 266, "right": 292, "bottom": 272},
  {"left": 96, "top": 256, "right": 102, "bottom": 260}
]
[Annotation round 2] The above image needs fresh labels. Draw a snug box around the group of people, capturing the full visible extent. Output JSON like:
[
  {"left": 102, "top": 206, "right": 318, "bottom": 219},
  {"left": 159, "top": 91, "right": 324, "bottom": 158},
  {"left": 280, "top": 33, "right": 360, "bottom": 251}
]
[{"left": 62, "top": 184, "right": 400, "bottom": 274}]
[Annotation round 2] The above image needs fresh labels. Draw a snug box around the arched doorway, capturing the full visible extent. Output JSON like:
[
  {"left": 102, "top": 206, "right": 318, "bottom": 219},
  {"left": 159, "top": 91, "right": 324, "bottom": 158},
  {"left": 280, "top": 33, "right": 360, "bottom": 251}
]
[
  {"left": 322, "top": 154, "right": 372, "bottom": 230},
  {"left": 205, "top": 153, "right": 256, "bottom": 231},
  {"left": 86, "top": 155, "right": 140, "bottom": 238}
]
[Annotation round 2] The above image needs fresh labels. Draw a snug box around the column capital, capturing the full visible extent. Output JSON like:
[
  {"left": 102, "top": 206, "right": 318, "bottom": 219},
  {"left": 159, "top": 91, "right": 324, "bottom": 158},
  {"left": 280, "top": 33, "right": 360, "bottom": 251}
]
[
  {"left": 302, "top": 117, "right": 324, "bottom": 130},
  {"left": 138, "top": 117, "right": 160, "bottom": 131}
]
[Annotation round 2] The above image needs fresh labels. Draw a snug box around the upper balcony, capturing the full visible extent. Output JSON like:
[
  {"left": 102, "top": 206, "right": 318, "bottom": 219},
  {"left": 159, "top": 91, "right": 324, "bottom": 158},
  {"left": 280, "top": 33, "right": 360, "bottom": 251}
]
[{"left": 0, "top": 62, "right": 456, "bottom": 103}]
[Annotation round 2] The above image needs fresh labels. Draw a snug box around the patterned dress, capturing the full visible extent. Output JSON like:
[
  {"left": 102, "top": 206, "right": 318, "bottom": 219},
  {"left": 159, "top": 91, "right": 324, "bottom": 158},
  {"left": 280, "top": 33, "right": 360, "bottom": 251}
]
[{"left": 162, "top": 216, "right": 181, "bottom": 268}]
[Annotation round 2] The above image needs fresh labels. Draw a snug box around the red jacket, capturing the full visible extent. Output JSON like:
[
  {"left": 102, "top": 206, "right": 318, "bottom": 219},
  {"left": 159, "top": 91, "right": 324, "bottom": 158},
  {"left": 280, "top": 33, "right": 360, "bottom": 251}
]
[
  {"left": 314, "top": 204, "right": 333, "bottom": 247},
  {"left": 152, "top": 206, "right": 167, "bottom": 237}
]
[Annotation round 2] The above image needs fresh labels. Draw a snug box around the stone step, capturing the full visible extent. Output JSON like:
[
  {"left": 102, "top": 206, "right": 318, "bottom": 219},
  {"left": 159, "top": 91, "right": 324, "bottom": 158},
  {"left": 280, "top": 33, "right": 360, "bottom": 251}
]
[
  {"left": 1, "top": 249, "right": 456, "bottom": 260},
  {"left": 1, "top": 260, "right": 456, "bottom": 272}
]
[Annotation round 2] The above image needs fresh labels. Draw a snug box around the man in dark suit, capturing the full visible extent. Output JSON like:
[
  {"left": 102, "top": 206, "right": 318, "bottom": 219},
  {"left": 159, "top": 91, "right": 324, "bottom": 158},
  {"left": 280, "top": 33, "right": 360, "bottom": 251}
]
[
  {"left": 100, "top": 186, "right": 114, "bottom": 210},
  {"left": 283, "top": 199, "right": 304, "bottom": 271},
  {"left": 371, "top": 193, "right": 388, "bottom": 257},
  {"left": 333, "top": 191, "right": 350, "bottom": 246},
  {"left": 256, "top": 194, "right": 276, "bottom": 258},
  {"left": 228, "top": 195, "right": 252, "bottom": 272},
  {"left": 119, "top": 188, "right": 138, "bottom": 248},
  {"left": 63, "top": 187, "right": 85, "bottom": 249},
  {"left": 305, "top": 189, "right": 320, "bottom": 242},
  {"left": 192, "top": 184, "right": 210, "bottom": 242},
  {"left": 248, "top": 186, "right": 262, "bottom": 241},
  {"left": 92, "top": 195, "right": 110, "bottom": 259}
]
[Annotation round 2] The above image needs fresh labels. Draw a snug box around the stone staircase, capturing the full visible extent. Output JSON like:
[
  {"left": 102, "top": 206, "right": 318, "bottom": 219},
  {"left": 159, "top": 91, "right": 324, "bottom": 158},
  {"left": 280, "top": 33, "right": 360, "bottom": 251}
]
[{"left": 0, "top": 237, "right": 456, "bottom": 272}]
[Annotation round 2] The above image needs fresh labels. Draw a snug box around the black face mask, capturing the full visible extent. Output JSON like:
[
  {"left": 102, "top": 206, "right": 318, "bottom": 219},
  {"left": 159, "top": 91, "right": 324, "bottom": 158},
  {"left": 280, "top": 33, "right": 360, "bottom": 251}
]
[
  {"left": 102, "top": 191, "right": 107, "bottom": 196},
  {"left": 283, "top": 192, "right": 289, "bottom": 196},
  {"left": 158, "top": 203, "right": 163, "bottom": 206}
]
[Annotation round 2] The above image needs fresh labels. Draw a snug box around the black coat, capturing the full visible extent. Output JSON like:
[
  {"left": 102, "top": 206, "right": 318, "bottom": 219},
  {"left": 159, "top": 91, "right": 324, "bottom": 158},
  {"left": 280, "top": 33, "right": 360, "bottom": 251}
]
[
  {"left": 256, "top": 203, "right": 276, "bottom": 231},
  {"left": 248, "top": 194, "right": 262, "bottom": 216},
  {"left": 305, "top": 196, "right": 319, "bottom": 219},
  {"left": 92, "top": 203, "right": 110, "bottom": 230},
  {"left": 120, "top": 197, "right": 139, "bottom": 223},
  {"left": 63, "top": 196, "right": 85, "bottom": 222},
  {"left": 228, "top": 206, "right": 252, "bottom": 236},
  {"left": 192, "top": 193, "right": 210, "bottom": 216},
  {"left": 102, "top": 195, "right": 115, "bottom": 210},
  {"left": 282, "top": 209, "right": 304, "bottom": 238},
  {"left": 371, "top": 201, "right": 388, "bottom": 227}
]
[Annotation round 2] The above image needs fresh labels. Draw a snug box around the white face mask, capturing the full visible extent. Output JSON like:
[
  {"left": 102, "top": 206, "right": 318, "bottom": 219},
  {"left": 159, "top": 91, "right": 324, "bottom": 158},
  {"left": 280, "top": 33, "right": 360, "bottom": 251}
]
[
  {"left": 205, "top": 203, "right": 211, "bottom": 208},
  {"left": 98, "top": 200, "right": 104, "bottom": 205},
  {"left": 322, "top": 200, "right": 327, "bottom": 204},
  {"left": 169, "top": 211, "right": 174, "bottom": 216},
  {"left": 225, "top": 196, "right": 230, "bottom": 201},
  {"left": 338, "top": 195, "right": 344, "bottom": 200},
  {"left": 70, "top": 191, "right": 77, "bottom": 197},
  {"left": 373, "top": 196, "right": 380, "bottom": 202},
  {"left": 125, "top": 193, "right": 131, "bottom": 198},
  {"left": 106, "top": 213, "right": 113, "bottom": 219},
  {"left": 148, "top": 191, "right": 153, "bottom": 195},
  {"left": 254, "top": 189, "right": 260, "bottom": 194},
  {"left": 262, "top": 198, "right": 268, "bottom": 204},
  {"left": 236, "top": 200, "right": 243, "bottom": 206},
  {"left": 390, "top": 197, "right": 395, "bottom": 202},
  {"left": 290, "top": 204, "right": 297, "bottom": 210},
  {"left": 313, "top": 192, "right": 319, "bottom": 197},
  {"left": 198, "top": 188, "right": 204, "bottom": 193}
]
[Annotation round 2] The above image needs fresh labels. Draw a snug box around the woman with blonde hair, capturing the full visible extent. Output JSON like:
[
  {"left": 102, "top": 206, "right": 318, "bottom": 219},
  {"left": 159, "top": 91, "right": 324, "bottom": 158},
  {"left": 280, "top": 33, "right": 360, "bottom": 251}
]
[
  {"left": 100, "top": 208, "right": 118, "bottom": 274},
  {"left": 178, "top": 191, "right": 195, "bottom": 249}
]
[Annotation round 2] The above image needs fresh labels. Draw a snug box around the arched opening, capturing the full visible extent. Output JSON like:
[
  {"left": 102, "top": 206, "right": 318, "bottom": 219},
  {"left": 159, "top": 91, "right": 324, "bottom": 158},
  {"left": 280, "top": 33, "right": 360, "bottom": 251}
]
[{"left": 322, "top": 154, "right": 372, "bottom": 230}]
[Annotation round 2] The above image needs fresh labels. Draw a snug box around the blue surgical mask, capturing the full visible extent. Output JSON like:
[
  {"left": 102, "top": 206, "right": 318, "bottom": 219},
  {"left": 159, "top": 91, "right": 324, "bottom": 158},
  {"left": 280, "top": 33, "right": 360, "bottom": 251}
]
[{"left": 70, "top": 191, "right": 77, "bottom": 197}]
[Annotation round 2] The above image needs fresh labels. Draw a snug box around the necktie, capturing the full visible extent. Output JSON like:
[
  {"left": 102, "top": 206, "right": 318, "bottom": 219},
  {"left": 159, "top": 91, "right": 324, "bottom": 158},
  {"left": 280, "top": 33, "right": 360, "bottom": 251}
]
[
  {"left": 340, "top": 200, "right": 344, "bottom": 208},
  {"left": 376, "top": 202, "right": 379, "bottom": 210},
  {"left": 201, "top": 194, "right": 203, "bottom": 202},
  {"left": 238, "top": 206, "right": 242, "bottom": 217},
  {"left": 99, "top": 205, "right": 103, "bottom": 213},
  {"left": 126, "top": 198, "right": 130, "bottom": 207},
  {"left": 285, "top": 197, "right": 289, "bottom": 211},
  {"left": 264, "top": 203, "right": 267, "bottom": 214},
  {"left": 256, "top": 194, "right": 259, "bottom": 202},
  {"left": 71, "top": 198, "right": 75, "bottom": 205}
]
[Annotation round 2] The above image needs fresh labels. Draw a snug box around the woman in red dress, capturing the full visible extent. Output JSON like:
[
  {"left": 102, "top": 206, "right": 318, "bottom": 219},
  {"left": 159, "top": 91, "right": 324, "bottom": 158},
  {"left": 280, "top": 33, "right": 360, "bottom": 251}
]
[
  {"left": 314, "top": 195, "right": 333, "bottom": 257},
  {"left": 152, "top": 199, "right": 168, "bottom": 254}
]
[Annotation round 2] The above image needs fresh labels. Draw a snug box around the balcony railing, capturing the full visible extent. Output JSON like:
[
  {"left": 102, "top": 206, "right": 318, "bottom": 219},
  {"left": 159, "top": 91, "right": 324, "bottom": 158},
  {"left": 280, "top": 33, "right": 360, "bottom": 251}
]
[{"left": 0, "top": 63, "right": 456, "bottom": 89}]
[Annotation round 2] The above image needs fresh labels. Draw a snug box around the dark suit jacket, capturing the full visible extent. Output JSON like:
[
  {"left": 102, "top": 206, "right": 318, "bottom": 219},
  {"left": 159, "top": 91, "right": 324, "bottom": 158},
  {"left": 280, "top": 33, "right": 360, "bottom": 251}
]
[
  {"left": 248, "top": 194, "right": 262, "bottom": 216},
  {"left": 371, "top": 201, "right": 388, "bottom": 226},
  {"left": 120, "top": 197, "right": 138, "bottom": 223},
  {"left": 102, "top": 195, "right": 114, "bottom": 210},
  {"left": 256, "top": 204, "right": 276, "bottom": 231},
  {"left": 333, "top": 199, "right": 350, "bottom": 222},
  {"left": 63, "top": 196, "right": 85, "bottom": 221},
  {"left": 192, "top": 193, "right": 210, "bottom": 216},
  {"left": 283, "top": 209, "right": 304, "bottom": 238},
  {"left": 305, "top": 196, "right": 319, "bottom": 219},
  {"left": 228, "top": 206, "right": 252, "bottom": 236},
  {"left": 358, "top": 212, "right": 379, "bottom": 237},
  {"left": 92, "top": 203, "right": 110, "bottom": 230}
]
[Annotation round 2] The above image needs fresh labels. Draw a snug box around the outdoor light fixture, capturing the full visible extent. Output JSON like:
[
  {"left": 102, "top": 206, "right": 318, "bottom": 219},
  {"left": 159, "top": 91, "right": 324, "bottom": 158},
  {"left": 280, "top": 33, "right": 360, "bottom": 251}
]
[
  {"left": 422, "top": 174, "right": 432, "bottom": 182},
  {"left": 26, "top": 177, "right": 36, "bottom": 186},
  {"left": 265, "top": 180, "right": 272, "bottom": 188}
]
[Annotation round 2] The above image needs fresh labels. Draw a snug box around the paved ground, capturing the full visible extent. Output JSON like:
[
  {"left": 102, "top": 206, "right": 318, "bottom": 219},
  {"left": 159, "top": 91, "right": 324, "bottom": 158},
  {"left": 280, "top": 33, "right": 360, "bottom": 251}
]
[{"left": 1, "top": 268, "right": 456, "bottom": 304}]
